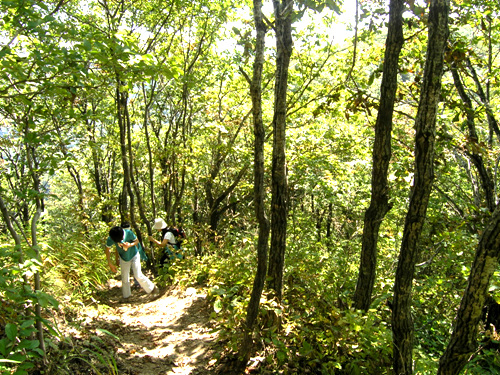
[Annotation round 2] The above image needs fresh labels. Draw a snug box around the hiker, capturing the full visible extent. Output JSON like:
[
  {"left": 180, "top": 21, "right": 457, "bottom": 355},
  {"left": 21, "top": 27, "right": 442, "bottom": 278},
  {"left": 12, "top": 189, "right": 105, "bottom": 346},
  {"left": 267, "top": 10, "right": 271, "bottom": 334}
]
[
  {"left": 121, "top": 222, "right": 147, "bottom": 289},
  {"left": 149, "top": 218, "right": 184, "bottom": 266},
  {"left": 105, "top": 225, "right": 159, "bottom": 300}
]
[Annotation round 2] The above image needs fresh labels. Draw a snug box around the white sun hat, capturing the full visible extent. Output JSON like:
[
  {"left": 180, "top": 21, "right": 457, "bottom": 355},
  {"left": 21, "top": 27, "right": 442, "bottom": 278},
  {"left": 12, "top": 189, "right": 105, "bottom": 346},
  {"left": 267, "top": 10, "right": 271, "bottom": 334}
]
[{"left": 153, "top": 218, "right": 167, "bottom": 230}]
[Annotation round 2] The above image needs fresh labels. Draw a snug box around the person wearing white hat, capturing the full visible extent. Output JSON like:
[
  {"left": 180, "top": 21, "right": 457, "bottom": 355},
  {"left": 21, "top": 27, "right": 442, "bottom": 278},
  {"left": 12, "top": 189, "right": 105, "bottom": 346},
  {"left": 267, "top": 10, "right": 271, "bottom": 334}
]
[{"left": 149, "top": 218, "right": 182, "bottom": 265}]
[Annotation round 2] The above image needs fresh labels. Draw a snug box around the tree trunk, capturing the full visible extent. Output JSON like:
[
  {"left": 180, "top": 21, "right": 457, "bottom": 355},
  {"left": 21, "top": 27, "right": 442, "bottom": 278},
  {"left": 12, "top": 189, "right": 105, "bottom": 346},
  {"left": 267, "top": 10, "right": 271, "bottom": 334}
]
[
  {"left": 116, "top": 83, "right": 134, "bottom": 223},
  {"left": 142, "top": 82, "right": 157, "bottom": 219},
  {"left": 192, "top": 175, "right": 204, "bottom": 256},
  {"left": 466, "top": 58, "right": 500, "bottom": 144},
  {"left": 353, "top": 0, "right": 404, "bottom": 311},
  {"left": 438, "top": 205, "right": 500, "bottom": 375},
  {"left": 450, "top": 64, "right": 495, "bottom": 213},
  {"left": 206, "top": 162, "right": 250, "bottom": 239},
  {"left": 160, "top": 153, "right": 174, "bottom": 218},
  {"left": 326, "top": 202, "right": 333, "bottom": 239},
  {"left": 238, "top": 0, "right": 269, "bottom": 365},
  {"left": 25, "top": 127, "right": 46, "bottom": 357},
  {"left": 392, "top": 1, "right": 450, "bottom": 374},
  {"left": 267, "top": 0, "right": 293, "bottom": 301},
  {"left": 124, "top": 98, "right": 156, "bottom": 272},
  {"left": 55, "top": 124, "right": 89, "bottom": 231},
  {"left": 80, "top": 101, "right": 113, "bottom": 224}
]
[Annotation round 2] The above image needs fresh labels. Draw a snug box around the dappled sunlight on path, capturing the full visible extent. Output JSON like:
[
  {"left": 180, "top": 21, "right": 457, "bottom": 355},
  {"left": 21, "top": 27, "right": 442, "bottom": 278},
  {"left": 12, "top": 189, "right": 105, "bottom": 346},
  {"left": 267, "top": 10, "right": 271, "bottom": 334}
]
[{"left": 88, "top": 279, "right": 219, "bottom": 375}]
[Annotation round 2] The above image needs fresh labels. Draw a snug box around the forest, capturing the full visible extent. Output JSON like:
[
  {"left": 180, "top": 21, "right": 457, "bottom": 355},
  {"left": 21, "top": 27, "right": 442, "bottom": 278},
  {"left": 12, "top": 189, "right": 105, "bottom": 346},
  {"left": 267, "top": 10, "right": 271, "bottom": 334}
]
[{"left": 1, "top": 0, "right": 500, "bottom": 374}]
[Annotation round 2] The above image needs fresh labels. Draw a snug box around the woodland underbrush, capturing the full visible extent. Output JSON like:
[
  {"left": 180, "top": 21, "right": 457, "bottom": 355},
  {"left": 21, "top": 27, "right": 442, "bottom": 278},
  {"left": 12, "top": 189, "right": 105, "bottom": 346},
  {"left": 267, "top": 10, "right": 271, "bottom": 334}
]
[
  {"left": 0, "top": 231, "right": 122, "bottom": 375},
  {"left": 183, "top": 238, "right": 397, "bottom": 374},
  {"left": 1, "top": 227, "right": 499, "bottom": 375},
  {"left": 175, "top": 231, "right": 500, "bottom": 375}
]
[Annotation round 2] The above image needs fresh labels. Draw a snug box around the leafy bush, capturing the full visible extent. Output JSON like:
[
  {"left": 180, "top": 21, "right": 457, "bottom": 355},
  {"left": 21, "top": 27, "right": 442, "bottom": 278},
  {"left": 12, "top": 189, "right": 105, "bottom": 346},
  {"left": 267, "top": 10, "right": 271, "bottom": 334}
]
[
  {"left": 0, "top": 244, "right": 59, "bottom": 375},
  {"left": 42, "top": 239, "right": 109, "bottom": 300}
]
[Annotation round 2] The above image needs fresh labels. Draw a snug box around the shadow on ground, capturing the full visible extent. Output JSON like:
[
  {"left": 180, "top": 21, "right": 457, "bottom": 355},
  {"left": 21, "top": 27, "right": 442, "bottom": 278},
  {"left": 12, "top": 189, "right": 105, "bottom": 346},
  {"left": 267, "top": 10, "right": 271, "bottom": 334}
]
[{"left": 87, "top": 279, "right": 219, "bottom": 375}]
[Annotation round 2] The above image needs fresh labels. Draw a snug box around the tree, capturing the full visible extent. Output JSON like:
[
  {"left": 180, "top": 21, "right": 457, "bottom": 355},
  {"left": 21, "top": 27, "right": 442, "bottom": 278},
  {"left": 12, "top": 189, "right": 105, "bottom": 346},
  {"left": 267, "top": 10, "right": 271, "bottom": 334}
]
[
  {"left": 0, "top": 0, "right": 80, "bottom": 360},
  {"left": 353, "top": 0, "right": 404, "bottom": 312},
  {"left": 267, "top": 0, "right": 293, "bottom": 302},
  {"left": 238, "top": 0, "right": 270, "bottom": 366},
  {"left": 391, "top": 0, "right": 450, "bottom": 373},
  {"left": 438, "top": 205, "right": 500, "bottom": 374},
  {"left": 436, "top": 2, "right": 500, "bottom": 372}
]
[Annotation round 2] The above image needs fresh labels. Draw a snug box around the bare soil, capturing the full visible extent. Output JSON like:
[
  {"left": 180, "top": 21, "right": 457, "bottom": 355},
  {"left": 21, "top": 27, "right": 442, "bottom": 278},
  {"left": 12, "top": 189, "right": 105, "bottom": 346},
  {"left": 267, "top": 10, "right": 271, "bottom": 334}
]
[{"left": 64, "top": 277, "right": 220, "bottom": 375}]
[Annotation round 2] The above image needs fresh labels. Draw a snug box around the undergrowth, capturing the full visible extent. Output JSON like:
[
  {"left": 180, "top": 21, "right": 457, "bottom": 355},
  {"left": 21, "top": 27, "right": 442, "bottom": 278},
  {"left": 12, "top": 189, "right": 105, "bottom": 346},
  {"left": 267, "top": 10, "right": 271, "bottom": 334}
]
[
  {"left": 0, "top": 228, "right": 119, "bottom": 375},
  {"left": 170, "top": 233, "right": 397, "bottom": 374},
  {"left": 169, "top": 230, "right": 500, "bottom": 374},
  {"left": 2, "top": 225, "right": 498, "bottom": 375}
]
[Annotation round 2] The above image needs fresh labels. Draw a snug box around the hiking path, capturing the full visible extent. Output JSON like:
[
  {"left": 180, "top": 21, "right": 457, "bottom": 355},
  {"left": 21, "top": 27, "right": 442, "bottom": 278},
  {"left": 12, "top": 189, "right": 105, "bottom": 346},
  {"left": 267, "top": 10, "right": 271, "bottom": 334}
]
[{"left": 64, "top": 278, "right": 220, "bottom": 375}]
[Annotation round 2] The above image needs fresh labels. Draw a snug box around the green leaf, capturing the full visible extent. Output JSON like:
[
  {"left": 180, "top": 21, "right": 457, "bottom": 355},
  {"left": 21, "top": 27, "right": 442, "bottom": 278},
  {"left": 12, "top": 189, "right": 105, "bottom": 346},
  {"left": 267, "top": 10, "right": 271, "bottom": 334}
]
[
  {"left": 276, "top": 350, "right": 286, "bottom": 362},
  {"left": 214, "top": 299, "right": 222, "bottom": 313},
  {"left": 16, "top": 340, "right": 39, "bottom": 351},
  {"left": 299, "top": 341, "right": 313, "bottom": 355},
  {"left": 325, "top": 0, "right": 341, "bottom": 14},
  {"left": 96, "top": 328, "right": 120, "bottom": 341},
  {"left": 34, "top": 291, "right": 59, "bottom": 308},
  {"left": 0, "top": 338, "right": 10, "bottom": 357},
  {"left": 83, "top": 40, "right": 92, "bottom": 51},
  {"left": 19, "top": 320, "right": 35, "bottom": 330},
  {"left": 9, "top": 353, "right": 25, "bottom": 363},
  {"left": 5, "top": 323, "right": 18, "bottom": 341}
]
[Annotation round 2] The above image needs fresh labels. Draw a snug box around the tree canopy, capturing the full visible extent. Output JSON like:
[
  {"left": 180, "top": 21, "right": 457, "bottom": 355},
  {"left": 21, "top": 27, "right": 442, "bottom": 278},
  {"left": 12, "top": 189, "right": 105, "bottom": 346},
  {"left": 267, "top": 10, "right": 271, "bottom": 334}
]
[{"left": 1, "top": 0, "right": 500, "bottom": 374}]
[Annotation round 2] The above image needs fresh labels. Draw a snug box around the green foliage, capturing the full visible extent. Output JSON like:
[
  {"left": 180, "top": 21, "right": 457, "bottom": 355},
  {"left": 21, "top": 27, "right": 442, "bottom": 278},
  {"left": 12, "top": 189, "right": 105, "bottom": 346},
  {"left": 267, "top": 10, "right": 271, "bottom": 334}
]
[
  {"left": 0, "top": 244, "right": 59, "bottom": 375},
  {"left": 464, "top": 342, "right": 500, "bottom": 374},
  {"left": 70, "top": 331, "right": 120, "bottom": 375},
  {"left": 0, "top": 0, "right": 499, "bottom": 373},
  {"left": 172, "top": 231, "right": 395, "bottom": 373},
  {"left": 42, "top": 239, "right": 109, "bottom": 300},
  {"left": 42, "top": 328, "right": 121, "bottom": 375}
]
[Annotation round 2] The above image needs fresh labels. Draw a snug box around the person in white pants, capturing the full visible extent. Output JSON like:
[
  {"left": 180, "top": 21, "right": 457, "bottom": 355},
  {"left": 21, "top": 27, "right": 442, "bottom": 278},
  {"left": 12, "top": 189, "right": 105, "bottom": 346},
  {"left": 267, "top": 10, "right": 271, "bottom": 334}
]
[{"left": 105, "top": 226, "right": 158, "bottom": 300}]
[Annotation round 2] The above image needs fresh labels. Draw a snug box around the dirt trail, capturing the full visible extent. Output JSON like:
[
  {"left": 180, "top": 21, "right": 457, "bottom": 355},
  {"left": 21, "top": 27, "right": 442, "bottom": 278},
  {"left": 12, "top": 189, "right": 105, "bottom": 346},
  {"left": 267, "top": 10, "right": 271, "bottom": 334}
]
[{"left": 79, "top": 278, "right": 219, "bottom": 375}]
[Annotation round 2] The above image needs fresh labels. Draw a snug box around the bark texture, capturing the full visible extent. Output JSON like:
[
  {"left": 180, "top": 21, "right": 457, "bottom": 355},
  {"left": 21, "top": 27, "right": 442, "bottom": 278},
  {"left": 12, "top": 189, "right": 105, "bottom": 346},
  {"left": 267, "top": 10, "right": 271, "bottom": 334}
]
[
  {"left": 238, "top": 0, "right": 270, "bottom": 365},
  {"left": 438, "top": 206, "right": 500, "bottom": 375},
  {"left": 392, "top": 1, "right": 450, "bottom": 374},
  {"left": 267, "top": 0, "right": 293, "bottom": 301},
  {"left": 353, "top": 0, "right": 404, "bottom": 311}
]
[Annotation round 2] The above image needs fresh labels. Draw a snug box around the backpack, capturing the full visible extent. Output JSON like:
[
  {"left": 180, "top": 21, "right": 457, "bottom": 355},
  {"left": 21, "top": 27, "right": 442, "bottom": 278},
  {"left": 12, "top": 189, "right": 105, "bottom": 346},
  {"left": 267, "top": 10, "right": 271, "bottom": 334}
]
[{"left": 164, "top": 227, "right": 186, "bottom": 246}]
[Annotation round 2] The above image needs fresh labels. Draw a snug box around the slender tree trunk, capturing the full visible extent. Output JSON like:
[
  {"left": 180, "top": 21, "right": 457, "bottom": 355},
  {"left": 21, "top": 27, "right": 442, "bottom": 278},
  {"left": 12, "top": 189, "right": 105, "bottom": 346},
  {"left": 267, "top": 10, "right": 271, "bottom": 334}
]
[
  {"left": 450, "top": 64, "right": 495, "bottom": 212},
  {"left": 267, "top": 0, "right": 293, "bottom": 301},
  {"left": 438, "top": 205, "right": 500, "bottom": 375},
  {"left": 140, "top": 82, "right": 158, "bottom": 267},
  {"left": 85, "top": 107, "right": 113, "bottom": 223},
  {"left": 207, "top": 163, "right": 250, "bottom": 238},
  {"left": 392, "top": 1, "right": 449, "bottom": 374},
  {"left": 55, "top": 125, "right": 89, "bottom": 231},
  {"left": 438, "top": 12, "right": 500, "bottom": 372},
  {"left": 326, "top": 202, "right": 333, "bottom": 239},
  {"left": 124, "top": 99, "right": 156, "bottom": 272},
  {"left": 353, "top": 0, "right": 404, "bottom": 311},
  {"left": 315, "top": 207, "right": 323, "bottom": 242},
  {"left": 1, "top": 190, "right": 28, "bottom": 288},
  {"left": 116, "top": 83, "right": 134, "bottom": 222},
  {"left": 25, "top": 127, "right": 46, "bottom": 357},
  {"left": 466, "top": 58, "right": 500, "bottom": 143},
  {"left": 30, "top": 204, "right": 45, "bottom": 357},
  {"left": 160, "top": 154, "right": 173, "bottom": 218},
  {"left": 115, "top": 81, "right": 144, "bottom": 256},
  {"left": 192, "top": 176, "right": 204, "bottom": 256},
  {"left": 142, "top": 82, "right": 157, "bottom": 219},
  {"left": 238, "top": 0, "right": 269, "bottom": 365},
  {"left": 0, "top": 195, "right": 22, "bottom": 256}
]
